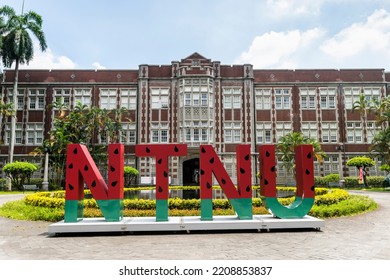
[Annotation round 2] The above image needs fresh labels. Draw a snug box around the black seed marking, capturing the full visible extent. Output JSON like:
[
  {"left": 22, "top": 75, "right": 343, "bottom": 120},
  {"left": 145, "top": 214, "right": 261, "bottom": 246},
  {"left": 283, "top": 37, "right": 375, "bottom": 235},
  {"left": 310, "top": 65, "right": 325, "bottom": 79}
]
[
  {"left": 73, "top": 148, "right": 78, "bottom": 154},
  {"left": 246, "top": 185, "right": 251, "bottom": 192},
  {"left": 110, "top": 166, "right": 115, "bottom": 172},
  {"left": 264, "top": 179, "right": 269, "bottom": 185},
  {"left": 306, "top": 169, "right": 310, "bottom": 175},
  {"left": 271, "top": 166, "right": 276, "bottom": 172},
  {"left": 111, "top": 181, "right": 118, "bottom": 187},
  {"left": 91, "top": 180, "right": 96, "bottom": 187},
  {"left": 221, "top": 178, "right": 226, "bottom": 184},
  {"left": 84, "top": 165, "right": 88, "bottom": 171},
  {"left": 307, "top": 152, "right": 312, "bottom": 159},
  {"left": 69, "top": 184, "right": 74, "bottom": 190},
  {"left": 209, "top": 157, "right": 214, "bottom": 164},
  {"left": 265, "top": 151, "right": 270, "bottom": 157},
  {"left": 146, "top": 147, "right": 151, "bottom": 153},
  {"left": 240, "top": 168, "right": 245, "bottom": 174},
  {"left": 164, "top": 171, "right": 168, "bottom": 178},
  {"left": 207, "top": 182, "right": 212, "bottom": 189},
  {"left": 174, "top": 146, "right": 179, "bottom": 152},
  {"left": 68, "top": 163, "right": 73, "bottom": 169},
  {"left": 200, "top": 169, "right": 205, "bottom": 175},
  {"left": 245, "top": 154, "right": 250, "bottom": 161},
  {"left": 158, "top": 186, "right": 163, "bottom": 193},
  {"left": 114, "top": 148, "right": 119, "bottom": 154},
  {"left": 201, "top": 147, "right": 206, "bottom": 153},
  {"left": 311, "top": 186, "right": 315, "bottom": 192},
  {"left": 157, "top": 158, "right": 162, "bottom": 164}
]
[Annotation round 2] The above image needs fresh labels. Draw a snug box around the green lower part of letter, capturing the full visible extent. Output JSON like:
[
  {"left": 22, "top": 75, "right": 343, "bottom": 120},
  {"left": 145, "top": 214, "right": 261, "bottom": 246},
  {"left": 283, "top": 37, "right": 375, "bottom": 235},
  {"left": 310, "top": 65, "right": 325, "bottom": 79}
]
[
  {"left": 96, "top": 199, "right": 124, "bottom": 222},
  {"left": 156, "top": 199, "right": 168, "bottom": 222},
  {"left": 64, "top": 199, "right": 84, "bottom": 223},
  {"left": 201, "top": 199, "right": 213, "bottom": 221},
  {"left": 262, "top": 197, "right": 314, "bottom": 219},
  {"left": 230, "top": 198, "right": 253, "bottom": 220}
]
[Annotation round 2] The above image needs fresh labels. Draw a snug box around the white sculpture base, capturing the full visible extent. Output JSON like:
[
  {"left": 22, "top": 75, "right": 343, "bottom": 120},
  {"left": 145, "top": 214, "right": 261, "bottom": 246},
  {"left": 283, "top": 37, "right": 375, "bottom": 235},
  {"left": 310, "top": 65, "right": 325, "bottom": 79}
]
[{"left": 48, "top": 215, "right": 324, "bottom": 235}]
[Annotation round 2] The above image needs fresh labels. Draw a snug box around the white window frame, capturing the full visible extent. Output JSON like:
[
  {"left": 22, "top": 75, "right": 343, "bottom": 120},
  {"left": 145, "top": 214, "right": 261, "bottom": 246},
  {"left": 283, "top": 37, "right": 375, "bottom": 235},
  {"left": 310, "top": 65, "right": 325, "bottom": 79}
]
[{"left": 100, "top": 88, "right": 117, "bottom": 110}]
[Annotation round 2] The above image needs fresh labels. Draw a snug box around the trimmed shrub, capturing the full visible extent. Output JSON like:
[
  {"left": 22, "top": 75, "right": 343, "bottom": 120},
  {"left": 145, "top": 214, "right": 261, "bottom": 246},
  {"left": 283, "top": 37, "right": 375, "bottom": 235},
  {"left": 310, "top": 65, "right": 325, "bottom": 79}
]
[
  {"left": 343, "top": 176, "right": 385, "bottom": 188},
  {"left": 2, "top": 161, "right": 39, "bottom": 191},
  {"left": 315, "top": 176, "right": 328, "bottom": 187},
  {"left": 324, "top": 173, "right": 340, "bottom": 183}
]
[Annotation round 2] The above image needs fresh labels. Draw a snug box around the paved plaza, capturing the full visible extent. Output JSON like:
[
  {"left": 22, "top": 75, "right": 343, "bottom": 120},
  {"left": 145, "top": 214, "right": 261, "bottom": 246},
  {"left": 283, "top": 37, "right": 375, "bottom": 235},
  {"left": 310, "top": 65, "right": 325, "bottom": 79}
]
[{"left": 0, "top": 191, "right": 389, "bottom": 260}]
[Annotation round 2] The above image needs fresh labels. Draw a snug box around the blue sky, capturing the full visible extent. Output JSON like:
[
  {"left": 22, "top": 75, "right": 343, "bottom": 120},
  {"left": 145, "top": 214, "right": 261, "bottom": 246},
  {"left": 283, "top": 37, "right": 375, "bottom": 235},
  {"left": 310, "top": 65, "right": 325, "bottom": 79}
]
[{"left": 2, "top": 0, "right": 390, "bottom": 70}]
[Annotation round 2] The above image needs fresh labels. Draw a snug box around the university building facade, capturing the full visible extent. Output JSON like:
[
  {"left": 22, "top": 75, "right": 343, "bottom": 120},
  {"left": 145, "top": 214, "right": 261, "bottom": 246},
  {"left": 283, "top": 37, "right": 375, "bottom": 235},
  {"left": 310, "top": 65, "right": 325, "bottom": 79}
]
[{"left": 0, "top": 53, "right": 388, "bottom": 185}]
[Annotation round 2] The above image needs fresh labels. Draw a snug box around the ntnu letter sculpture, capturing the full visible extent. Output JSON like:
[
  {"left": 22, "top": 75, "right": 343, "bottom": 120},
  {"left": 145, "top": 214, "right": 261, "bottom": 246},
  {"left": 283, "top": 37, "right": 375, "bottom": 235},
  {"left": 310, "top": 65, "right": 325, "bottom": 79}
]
[{"left": 64, "top": 143, "right": 315, "bottom": 222}]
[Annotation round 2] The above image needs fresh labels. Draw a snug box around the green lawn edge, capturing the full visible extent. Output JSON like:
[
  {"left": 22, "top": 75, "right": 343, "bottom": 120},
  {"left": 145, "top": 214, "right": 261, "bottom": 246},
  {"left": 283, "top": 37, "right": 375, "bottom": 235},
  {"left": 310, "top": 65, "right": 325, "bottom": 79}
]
[{"left": 0, "top": 194, "right": 378, "bottom": 222}]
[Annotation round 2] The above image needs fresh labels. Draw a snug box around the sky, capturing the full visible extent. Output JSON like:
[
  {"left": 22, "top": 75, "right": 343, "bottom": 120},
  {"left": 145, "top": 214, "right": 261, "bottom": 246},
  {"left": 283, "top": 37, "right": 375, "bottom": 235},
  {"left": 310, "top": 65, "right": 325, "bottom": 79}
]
[{"left": 2, "top": 0, "right": 390, "bottom": 71}]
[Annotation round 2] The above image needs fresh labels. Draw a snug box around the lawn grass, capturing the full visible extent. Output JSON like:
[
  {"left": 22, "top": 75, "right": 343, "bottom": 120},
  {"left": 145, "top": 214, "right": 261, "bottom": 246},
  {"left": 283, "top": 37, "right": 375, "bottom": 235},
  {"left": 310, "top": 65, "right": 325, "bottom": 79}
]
[{"left": 0, "top": 194, "right": 378, "bottom": 222}]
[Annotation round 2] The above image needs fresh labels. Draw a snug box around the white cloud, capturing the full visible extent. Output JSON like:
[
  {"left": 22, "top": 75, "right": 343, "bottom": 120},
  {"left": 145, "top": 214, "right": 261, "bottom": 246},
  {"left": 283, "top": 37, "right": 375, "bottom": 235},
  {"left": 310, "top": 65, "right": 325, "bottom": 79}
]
[
  {"left": 266, "top": 0, "right": 324, "bottom": 17},
  {"left": 236, "top": 28, "right": 325, "bottom": 68},
  {"left": 18, "top": 42, "right": 77, "bottom": 70},
  {"left": 92, "top": 62, "right": 106, "bottom": 70},
  {"left": 236, "top": 9, "right": 390, "bottom": 70},
  {"left": 321, "top": 9, "right": 390, "bottom": 59}
]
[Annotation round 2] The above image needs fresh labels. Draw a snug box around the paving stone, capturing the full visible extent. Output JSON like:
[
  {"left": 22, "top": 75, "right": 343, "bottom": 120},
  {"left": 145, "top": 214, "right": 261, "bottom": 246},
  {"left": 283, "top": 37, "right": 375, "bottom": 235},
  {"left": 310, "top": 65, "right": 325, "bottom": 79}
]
[{"left": 0, "top": 191, "right": 389, "bottom": 260}]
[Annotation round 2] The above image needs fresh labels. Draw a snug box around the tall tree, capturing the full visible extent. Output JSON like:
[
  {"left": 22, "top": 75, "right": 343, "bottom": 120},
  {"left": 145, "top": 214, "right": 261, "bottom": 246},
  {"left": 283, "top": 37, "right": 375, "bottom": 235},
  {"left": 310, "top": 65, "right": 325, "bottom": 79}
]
[
  {"left": 277, "top": 132, "right": 326, "bottom": 175},
  {"left": 0, "top": 5, "right": 47, "bottom": 173},
  {"left": 352, "top": 93, "right": 369, "bottom": 142}
]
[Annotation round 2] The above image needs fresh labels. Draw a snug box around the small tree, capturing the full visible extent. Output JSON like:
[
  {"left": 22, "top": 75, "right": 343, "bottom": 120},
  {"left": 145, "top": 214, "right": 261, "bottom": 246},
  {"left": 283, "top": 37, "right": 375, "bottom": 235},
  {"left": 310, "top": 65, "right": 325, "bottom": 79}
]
[
  {"left": 346, "top": 156, "right": 375, "bottom": 187},
  {"left": 2, "top": 161, "right": 38, "bottom": 190},
  {"left": 124, "top": 166, "right": 139, "bottom": 187},
  {"left": 380, "top": 164, "right": 390, "bottom": 174},
  {"left": 277, "top": 132, "right": 326, "bottom": 175}
]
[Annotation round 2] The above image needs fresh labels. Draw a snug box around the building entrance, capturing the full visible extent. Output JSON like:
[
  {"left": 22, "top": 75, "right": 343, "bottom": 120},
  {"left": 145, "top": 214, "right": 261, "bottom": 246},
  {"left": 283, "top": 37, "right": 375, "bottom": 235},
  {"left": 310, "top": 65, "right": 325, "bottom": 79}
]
[{"left": 182, "top": 158, "right": 200, "bottom": 186}]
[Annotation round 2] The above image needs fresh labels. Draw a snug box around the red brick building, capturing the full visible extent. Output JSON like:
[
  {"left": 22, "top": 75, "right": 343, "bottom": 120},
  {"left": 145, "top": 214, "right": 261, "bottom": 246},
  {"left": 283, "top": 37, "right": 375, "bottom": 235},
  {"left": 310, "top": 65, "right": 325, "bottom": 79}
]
[{"left": 0, "top": 53, "right": 388, "bottom": 185}]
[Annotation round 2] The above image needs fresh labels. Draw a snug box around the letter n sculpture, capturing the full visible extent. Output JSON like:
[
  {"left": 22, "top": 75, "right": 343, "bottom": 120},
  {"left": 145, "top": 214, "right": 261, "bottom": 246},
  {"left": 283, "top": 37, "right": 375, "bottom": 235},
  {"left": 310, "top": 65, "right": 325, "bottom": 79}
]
[{"left": 64, "top": 144, "right": 124, "bottom": 222}]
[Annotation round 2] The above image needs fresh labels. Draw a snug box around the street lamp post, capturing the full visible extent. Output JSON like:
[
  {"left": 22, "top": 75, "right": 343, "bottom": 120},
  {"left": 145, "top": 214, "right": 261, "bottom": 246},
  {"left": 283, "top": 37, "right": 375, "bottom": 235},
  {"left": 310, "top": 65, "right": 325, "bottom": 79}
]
[{"left": 42, "top": 147, "right": 50, "bottom": 191}]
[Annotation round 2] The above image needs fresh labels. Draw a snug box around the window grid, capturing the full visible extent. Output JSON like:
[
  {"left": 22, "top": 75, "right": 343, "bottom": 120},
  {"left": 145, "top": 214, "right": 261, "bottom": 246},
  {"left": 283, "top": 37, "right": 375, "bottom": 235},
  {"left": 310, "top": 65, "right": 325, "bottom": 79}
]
[
  {"left": 100, "top": 89, "right": 116, "bottom": 109},
  {"left": 255, "top": 89, "right": 271, "bottom": 110},
  {"left": 274, "top": 88, "right": 290, "bottom": 109}
]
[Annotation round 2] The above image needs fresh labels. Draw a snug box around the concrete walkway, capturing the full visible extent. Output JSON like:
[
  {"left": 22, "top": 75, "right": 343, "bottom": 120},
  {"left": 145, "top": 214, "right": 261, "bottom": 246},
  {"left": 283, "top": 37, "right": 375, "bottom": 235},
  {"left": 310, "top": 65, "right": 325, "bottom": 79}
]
[{"left": 0, "top": 191, "right": 389, "bottom": 260}]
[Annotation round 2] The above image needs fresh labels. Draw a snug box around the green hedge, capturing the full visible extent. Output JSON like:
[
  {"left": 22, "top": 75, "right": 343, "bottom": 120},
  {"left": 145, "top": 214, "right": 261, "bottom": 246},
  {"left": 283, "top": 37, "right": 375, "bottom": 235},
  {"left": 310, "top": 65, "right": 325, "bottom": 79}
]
[
  {"left": 23, "top": 187, "right": 344, "bottom": 211},
  {"left": 343, "top": 176, "right": 385, "bottom": 188}
]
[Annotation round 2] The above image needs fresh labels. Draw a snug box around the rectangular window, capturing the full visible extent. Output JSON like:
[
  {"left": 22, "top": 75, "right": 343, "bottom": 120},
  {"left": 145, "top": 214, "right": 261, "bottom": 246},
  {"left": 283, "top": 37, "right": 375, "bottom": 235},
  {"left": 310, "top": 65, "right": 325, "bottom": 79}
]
[
  {"left": 100, "top": 89, "right": 116, "bottom": 109},
  {"left": 275, "top": 122, "right": 292, "bottom": 141},
  {"left": 322, "top": 122, "right": 338, "bottom": 143},
  {"left": 120, "top": 89, "right": 137, "bottom": 110},
  {"left": 201, "top": 94, "right": 208, "bottom": 106},
  {"left": 6, "top": 123, "right": 23, "bottom": 144},
  {"left": 8, "top": 89, "right": 25, "bottom": 110},
  {"left": 255, "top": 89, "right": 271, "bottom": 109},
  {"left": 193, "top": 129, "right": 199, "bottom": 141},
  {"left": 151, "top": 122, "right": 169, "bottom": 143},
  {"left": 28, "top": 89, "right": 45, "bottom": 110},
  {"left": 223, "top": 88, "right": 242, "bottom": 109},
  {"left": 54, "top": 89, "right": 71, "bottom": 107},
  {"left": 224, "top": 122, "right": 241, "bottom": 143},
  {"left": 26, "top": 123, "right": 44, "bottom": 145},
  {"left": 75, "top": 88, "right": 92, "bottom": 107},
  {"left": 275, "top": 88, "right": 290, "bottom": 109},
  {"left": 121, "top": 123, "right": 136, "bottom": 144},
  {"left": 320, "top": 88, "right": 337, "bottom": 109},
  {"left": 151, "top": 88, "right": 169, "bottom": 109}
]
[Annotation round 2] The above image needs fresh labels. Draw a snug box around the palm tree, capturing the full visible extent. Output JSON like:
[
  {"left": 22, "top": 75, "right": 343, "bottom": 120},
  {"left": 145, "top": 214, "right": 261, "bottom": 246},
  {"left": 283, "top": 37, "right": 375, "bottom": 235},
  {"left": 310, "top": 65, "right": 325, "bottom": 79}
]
[
  {"left": 277, "top": 132, "right": 326, "bottom": 175},
  {"left": 352, "top": 93, "right": 369, "bottom": 142},
  {"left": 0, "top": 5, "right": 47, "bottom": 174}
]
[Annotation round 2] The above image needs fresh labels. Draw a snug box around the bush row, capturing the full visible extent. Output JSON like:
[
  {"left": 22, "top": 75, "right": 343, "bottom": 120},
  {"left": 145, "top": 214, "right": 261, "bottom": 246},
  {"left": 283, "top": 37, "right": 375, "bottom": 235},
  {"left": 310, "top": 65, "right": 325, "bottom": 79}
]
[
  {"left": 343, "top": 176, "right": 385, "bottom": 188},
  {"left": 24, "top": 187, "right": 346, "bottom": 210},
  {"left": 48, "top": 186, "right": 329, "bottom": 199}
]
